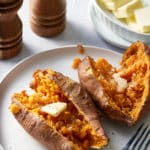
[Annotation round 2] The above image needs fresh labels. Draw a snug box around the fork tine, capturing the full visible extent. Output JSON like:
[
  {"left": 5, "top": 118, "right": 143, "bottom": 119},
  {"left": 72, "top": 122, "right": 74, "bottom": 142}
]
[
  {"left": 143, "top": 138, "right": 150, "bottom": 150},
  {"left": 132, "top": 124, "right": 149, "bottom": 149},
  {"left": 137, "top": 128, "right": 150, "bottom": 150},
  {"left": 122, "top": 123, "right": 144, "bottom": 150}
]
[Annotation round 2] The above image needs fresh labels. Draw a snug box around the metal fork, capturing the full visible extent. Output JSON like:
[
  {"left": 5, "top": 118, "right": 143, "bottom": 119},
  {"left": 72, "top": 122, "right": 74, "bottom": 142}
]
[{"left": 122, "top": 123, "right": 150, "bottom": 150}]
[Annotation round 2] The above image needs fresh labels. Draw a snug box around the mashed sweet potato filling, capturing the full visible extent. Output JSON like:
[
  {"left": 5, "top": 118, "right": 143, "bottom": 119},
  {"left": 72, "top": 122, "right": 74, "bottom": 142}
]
[
  {"left": 92, "top": 45, "right": 149, "bottom": 120},
  {"left": 11, "top": 69, "right": 105, "bottom": 149}
]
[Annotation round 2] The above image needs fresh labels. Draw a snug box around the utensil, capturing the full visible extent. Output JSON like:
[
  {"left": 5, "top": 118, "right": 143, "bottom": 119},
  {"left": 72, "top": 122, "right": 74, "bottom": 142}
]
[{"left": 123, "top": 123, "right": 150, "bottom": 150}]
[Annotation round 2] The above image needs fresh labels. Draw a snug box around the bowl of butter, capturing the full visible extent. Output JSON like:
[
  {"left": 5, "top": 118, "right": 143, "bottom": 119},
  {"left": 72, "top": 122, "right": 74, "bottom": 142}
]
[{"left": 92, "top": 0, "right": 150, "bottom": 44}]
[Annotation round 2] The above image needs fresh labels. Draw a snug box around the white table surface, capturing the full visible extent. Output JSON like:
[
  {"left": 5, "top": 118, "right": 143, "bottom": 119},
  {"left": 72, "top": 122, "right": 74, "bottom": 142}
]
[{"left": 0, "top": 0, "right": 123, "bottom": 83}]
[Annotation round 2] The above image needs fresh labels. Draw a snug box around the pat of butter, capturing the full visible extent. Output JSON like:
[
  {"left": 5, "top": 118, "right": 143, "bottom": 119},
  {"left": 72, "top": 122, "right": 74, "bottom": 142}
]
[
  {"left": 99, "top": 0, "right": 132, "bottom": 10},
  {"left": 135, "top": 6, "right": 150, "bottom": 33},
  {"left": 41, "top": 102, "right": 67, "bottom": 117},
  {"left": 97, "top": 0, "right": 107, "bottom": 9},
  {"left": 113, "top": 0, "right": 143, "bottom": 18},
  {"left": 126, "top": 16, "right": 140, "bottom": 32},
  {"left": 112, "top": 73, "right": 128, "bottom": 92}
]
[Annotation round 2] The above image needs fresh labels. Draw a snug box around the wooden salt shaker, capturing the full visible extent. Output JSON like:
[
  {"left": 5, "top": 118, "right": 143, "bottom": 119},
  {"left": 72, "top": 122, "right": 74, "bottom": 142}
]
[
  {"left": 0, "top": 0, "right": 23, "bottom": 59},
  {"left": 30, "top": 0, "right": 66, "bottom": 37}
]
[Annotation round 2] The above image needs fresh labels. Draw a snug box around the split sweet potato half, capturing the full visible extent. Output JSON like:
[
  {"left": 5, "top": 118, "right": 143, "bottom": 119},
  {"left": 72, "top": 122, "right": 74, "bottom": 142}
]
[
  {"left": 78, "top": 41, "right": 150, "bottom": 126},
  {"left": 10, "top": 69, "right": 108, "bottom": 150}
]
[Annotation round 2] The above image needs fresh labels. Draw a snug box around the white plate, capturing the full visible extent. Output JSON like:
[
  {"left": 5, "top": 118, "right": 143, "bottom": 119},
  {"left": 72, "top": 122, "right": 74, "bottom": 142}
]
[
  {"left": 0, "top": 46, "right": 149, "bottom": 150},
  {"left": 89, "top": 5, "right": 130, "bottom": 49}
]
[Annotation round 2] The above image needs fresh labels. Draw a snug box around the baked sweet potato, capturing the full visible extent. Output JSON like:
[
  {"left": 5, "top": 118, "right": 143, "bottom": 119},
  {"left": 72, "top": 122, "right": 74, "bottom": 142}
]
[
  {"left": 10, "top": 69, "right": 108, "bottom": 150},
  {"left": 78, "top": 41, "right": 150, "bottom": 126}
]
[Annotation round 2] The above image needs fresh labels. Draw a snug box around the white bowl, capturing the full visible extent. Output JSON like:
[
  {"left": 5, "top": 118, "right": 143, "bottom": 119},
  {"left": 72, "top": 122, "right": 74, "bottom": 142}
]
[
  {"left": 89, "top": 4, "right": 131, "bottom": 48},
  {"left": 92, "top": 0, "right": 150, "bottom": 44}
]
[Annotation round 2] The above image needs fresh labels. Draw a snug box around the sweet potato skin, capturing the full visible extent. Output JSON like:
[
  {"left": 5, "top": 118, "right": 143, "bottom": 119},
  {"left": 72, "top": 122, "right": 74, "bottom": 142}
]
[
  {"left": 78, "top": 42, "right": 150, "bottom": 126},
  {"left": 11, "top": 71, "right": 108, "bottom": 150},
  {"left": 77, "top": 56, "right": 134, "bottom": 126},
  {"left": 50, "top": 72, "right": 108, "bottom": 140},
  {"left": 12, "top": 98, "right": 75, "bottom": 150}
]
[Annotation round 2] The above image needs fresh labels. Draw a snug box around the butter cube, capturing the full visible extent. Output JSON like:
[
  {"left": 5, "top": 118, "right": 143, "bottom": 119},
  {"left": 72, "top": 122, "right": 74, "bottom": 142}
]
[
  {"left": 112, "top": 73, "right": 128, "bottom": 92},
  {"left": 126, "top": 16, "right": 140, "bottom": 32},
  {"left": 99, "top": 0, "right": 132, "bottom": 10},
  {"left": 97, "top": 0, "right": 107, "bottom": 9},
  {"left": 135, "top": 6, "right": 150, "bottom": 33},
  {"left": 113, "top": 0, "right": 143, "bottom": 18},
  {"left": 41, "top": 102, "right": 67, "bottom": 117}
]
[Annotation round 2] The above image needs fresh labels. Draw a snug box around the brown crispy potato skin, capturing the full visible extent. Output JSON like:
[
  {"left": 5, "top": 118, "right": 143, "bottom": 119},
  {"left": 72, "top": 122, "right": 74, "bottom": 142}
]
[
  {"left": 12, "top": 99, "right": 75, "bottom": 150},
  {"left": 11, "top": 72, "right": 108, "bottom": 150},
  {"left": 50, "top": 72, "right": 107, "bottom": 140},
  {"left": 78, "top": 42, "right": 150, "bottom": 126},
  {"left": 77, "top": 56, "right": 134, "bottom": 126}
]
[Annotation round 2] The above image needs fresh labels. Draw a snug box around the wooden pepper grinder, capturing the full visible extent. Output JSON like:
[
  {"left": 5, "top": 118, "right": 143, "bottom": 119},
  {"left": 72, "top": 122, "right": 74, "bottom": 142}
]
[
  {"left": 30, "top": 0, "right": 66, "bottom": 37},
  {"left": 0, "top": 0, "right": 23, "bottom": 59}
]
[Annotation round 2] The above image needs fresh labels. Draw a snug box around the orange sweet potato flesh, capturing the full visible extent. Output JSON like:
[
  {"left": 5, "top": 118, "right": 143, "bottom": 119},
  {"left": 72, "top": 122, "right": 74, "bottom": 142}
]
[
  {"left": 10, "top": 70, "right": 108, "bottom": 150},
  {"left": 11, "top": 98, "right": 76, "bottom": 150},
  {"left": 78, "top": 41, "right": 150, "bottom": 126}
]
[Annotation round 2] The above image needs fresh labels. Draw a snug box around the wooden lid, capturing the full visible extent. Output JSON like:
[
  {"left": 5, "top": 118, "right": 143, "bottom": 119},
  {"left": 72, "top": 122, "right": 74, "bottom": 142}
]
[{"left": 30, "top": 0, "right": 66, "bottom": 18}]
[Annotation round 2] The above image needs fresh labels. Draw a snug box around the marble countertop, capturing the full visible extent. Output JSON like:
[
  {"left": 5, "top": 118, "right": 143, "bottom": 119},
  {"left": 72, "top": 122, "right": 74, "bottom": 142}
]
[{"left": 0, "top": 0, "right": 123, "bottom": 83}]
